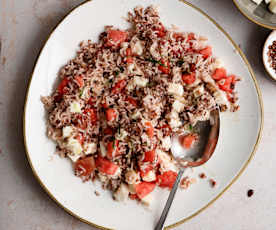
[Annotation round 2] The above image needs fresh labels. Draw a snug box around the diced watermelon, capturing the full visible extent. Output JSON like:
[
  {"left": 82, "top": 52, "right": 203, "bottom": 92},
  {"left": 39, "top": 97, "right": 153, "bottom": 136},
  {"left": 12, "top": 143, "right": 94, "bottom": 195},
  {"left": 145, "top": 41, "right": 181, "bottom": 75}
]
[
  {"left": 135, "top": 182, "right": 156, "bottom": 199},
  {"left": 143, "top": 149, "right": 156, "bottom": 163},
  {"left": 157, "top": 171, "right": 178, "bottom": 189},
  {"left": 95, "top": 156, "right": 119, "bottom": 175},
  {"left": 182, "top": 72, "right": 196, "bottom": 85},
  {"left": 75, "top": 156, "right": 95, "bottom": 177},
  {"left": 199, "top": 46, "right": 212, "bottom": 59},
  {"left": 212, "top": 68, "right": 227, "bottom": 80}
]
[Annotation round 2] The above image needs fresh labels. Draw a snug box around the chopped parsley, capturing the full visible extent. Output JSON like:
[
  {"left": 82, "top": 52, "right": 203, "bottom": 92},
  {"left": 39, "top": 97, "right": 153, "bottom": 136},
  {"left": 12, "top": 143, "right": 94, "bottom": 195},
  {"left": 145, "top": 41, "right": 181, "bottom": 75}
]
[
  {"left": 119, "top": 66, "right": 124, "bottom": 73},
  {"left": 79, "top": 89, "right": 84, "bottom": 97},
  {"left": 176, "top": 60, "right": 184, "bottom": 67},
  {"left": 146, "top": 58, "right": 165, "bottom": 66}
]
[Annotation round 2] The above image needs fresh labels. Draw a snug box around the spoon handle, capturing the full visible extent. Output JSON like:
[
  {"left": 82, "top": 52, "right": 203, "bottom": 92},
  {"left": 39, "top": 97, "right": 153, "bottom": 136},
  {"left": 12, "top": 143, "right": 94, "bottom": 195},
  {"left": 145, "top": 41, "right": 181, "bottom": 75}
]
[{"left": 154, "top": 169, "right": 185, "bottom": 230}]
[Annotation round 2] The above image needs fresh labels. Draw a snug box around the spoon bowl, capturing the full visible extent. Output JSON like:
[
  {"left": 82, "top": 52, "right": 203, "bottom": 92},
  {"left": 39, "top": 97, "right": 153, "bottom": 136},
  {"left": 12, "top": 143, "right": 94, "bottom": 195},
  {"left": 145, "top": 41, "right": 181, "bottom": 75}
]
[{"left": 173, "top": 109, "right": 220, "bottom": 168}]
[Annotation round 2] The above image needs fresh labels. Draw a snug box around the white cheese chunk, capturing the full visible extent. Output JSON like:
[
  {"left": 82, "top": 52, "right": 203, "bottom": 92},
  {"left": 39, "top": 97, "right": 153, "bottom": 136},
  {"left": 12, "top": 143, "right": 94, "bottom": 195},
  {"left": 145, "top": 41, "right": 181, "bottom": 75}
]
[
  {"left": 214, "top": 58, "right": 224, "bottom": 69},
  {"left": 141, "top": 193, "right": 153, "bottom": 206},
  {"left": 115, "top": 129, "right": 128, "bottom": 141},
  {"left": 80, "top": 87, "right": 89, "bottom": 100},
  {"left": 193, "top": 85, "right": 205, "bottom": 98},
  {"left": 84, "top": 142, "right": 97, "bottom": 155},
  {"left": 162, "top": 136, "right": 172, "bottom": 151},
  {"left": 131, "top": 40, "right": 143, "bottom": 56},
  {"left": 114, "top": 183, "right": 130, "bottom": 202},
  {"left": 157, "top": 149, "right": 179, "bottom": 173},
  {"left": 100, "top": 141, "right": 107, "bottom": 157},
  {"left": 134, "top": 76, "right": 148, "bottom": 87},
  {"left": 149, "top": 41, "right": 160, "bottom": 60},
  {"left": 67, "top": 137, "right": 82, "bottom": 155},
  {"left": 62, "top": 126, "right": 73, "bottom": 138},
  {"left": 126, "top": 79, "right": 135, "bottom": 92},
  {"left": 67, "top": 153, "right": 81, "bottom": 162},
  {"left": 251, "top": 0, "right": 263, "bottom": 4},
  {"left": 265, "top": 0, "right": 271, "bottom": 3},
  {"left": 169, "top": 111, "right": 182, "bottom": 129},
  {"left": 70, "top": 101, "right": 82, "bottom": 113},
  {"left": 131, "top": 110, "right": 141, "bottom": 120},
  {"left": 213, "top": 91, "right": 229, "bottom": 108},
  {"left": 172, "top": 100, "right": 185, "bottom": 112},
  {"left": 128, "top": 184, "right": 137, "bottom": 194},
  {"left": 269, "top": 0, "right": 276, "bottom": 13},
  {"left": 142, "top": 170, "right": 156, "bottom": 182},
  {"left": 125, "top": 170, "right": 140, "bottom": 184},
  {"left": 127, "top": 63, "right": 135, "bottom": 73},
  {"left": 168, "top": 83, "right": 184, "bottom": 97}
]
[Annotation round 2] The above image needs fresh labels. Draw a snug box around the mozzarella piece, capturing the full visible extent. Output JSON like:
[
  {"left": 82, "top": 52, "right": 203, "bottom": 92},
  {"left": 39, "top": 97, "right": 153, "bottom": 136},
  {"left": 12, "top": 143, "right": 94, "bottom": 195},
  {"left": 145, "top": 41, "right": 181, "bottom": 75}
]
[
  {"left": 115, "top": 129, "right": 128, "bottom": 141},
  {"left": 168, "top": 83, "right": 184, "bottom": 97},
  {"left": 67, "top": 153, "right": 81, "bottom": 162},
  {"left": 128, "top": 184, "right": 137, "bottom": 194},
  {"left": 62, "top": 126, "right": 73, "bottom": 138},
  {"left": 131, "top": 110, "right": 141, "bottom": 120},
  {"left": 126, "top": 79, "right": 135, "bottom": 91},
  {"left": 125, "top": 170, "right": 140, "bottom": 184},
  {"left": 70, "top": 101, "right": 81, "bottom": 113},
  {"left": 251, "top": 0, "right": 263, "bottom": 4},
  {"left": 162, "top": 136, "right": 172, "bottom": 151},
  {"left": 265, "top": 0, "right": 271, "bottom": 3},
  {"left": 193, "top": 85, "right": 205, "bottom": 98},
  {"left": 80, "top": 87, "right": 89, "bottom": 99},
  {"left": 157, "top": 149, "right": 178, "bottom": 173},
  {"left": 133, "top": 76, "right": 148, "bottom": 87},
  {"left": 114, "top": 183, "right": 130, "bottom": 202},
  {"left": 83, "top": 142, "right": 97, "bottom": 155},
  {"left": 168, "top": 111, "right": 182, "bottom": 129},
  {"left": 142, "top": 170, "right": 156, "bottom": 182},
  {"left": 214, "top": 58, "right": 224, "bottom": 69},
  {"left": 213, "top": 90, "right": 229, "bottom": 108},
  {"left": 269, "top": 0, "right": 276, "bottom": 13},
  {"left": 149, "top": 41, "right": 160, "bottom": 59},
  {"left": 67, "top": 137, "right": 82, "bottom": 155},
  {"left": 172, "top": 100, "right": 185, "bottom": 112},
  {"left": 127, "top": 63, "right": 135, "bottom": 73},
  {"left": 100, "top": 141, "right": 107, "bottom": 157},
  {"left": 141, "top": 193, "right": 153, "bottom": 206},
  {"left": 131, "top": 40, "right": 143, "bottom": 56}
]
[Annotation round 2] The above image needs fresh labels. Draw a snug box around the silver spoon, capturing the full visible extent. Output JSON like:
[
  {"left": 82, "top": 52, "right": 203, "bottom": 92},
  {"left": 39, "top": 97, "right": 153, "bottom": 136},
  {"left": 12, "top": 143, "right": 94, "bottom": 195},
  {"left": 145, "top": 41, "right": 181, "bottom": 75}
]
[{"left": 154, "top": 109, "right": 220, "bottom": 230}]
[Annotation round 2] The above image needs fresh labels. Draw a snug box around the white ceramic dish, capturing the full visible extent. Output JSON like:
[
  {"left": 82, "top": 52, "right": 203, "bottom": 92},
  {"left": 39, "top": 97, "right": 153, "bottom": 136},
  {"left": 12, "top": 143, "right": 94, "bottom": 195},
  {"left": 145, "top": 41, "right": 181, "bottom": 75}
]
[
  {"left": 233, "top": 0, "right": 276, "bottom": 29},
  {"left": 263, "top": 30, "right": 276, "bottom": 80},
  {"left": 23, "top": 0, "right": 263, "bottom": 229}
]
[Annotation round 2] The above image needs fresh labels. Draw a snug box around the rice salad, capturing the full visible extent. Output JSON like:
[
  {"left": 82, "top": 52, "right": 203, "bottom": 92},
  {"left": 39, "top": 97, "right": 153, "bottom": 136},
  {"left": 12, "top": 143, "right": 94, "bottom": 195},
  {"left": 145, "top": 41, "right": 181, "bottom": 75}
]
[{"left": 41, "top": 6, "right": 239, "bottom": 205}]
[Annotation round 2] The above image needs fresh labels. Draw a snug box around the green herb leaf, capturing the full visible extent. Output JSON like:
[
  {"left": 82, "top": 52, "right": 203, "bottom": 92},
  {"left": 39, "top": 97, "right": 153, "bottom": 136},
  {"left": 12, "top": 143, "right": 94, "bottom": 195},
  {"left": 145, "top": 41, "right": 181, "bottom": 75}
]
[
  {"left": 114, "top": 71, "right": 119, "bottom": 76},
  {"left": 176, "top": 60, "right": 184, "bottom": 67},
  {"left": 189, "top": 124, "right": 193, "bottom": 131},
  {"left": 146, "top": 58, "right": 165, "bottom": 66},
  {"left": 79, "top": 89, "right": 84, "bottom": 97},
  {"left": 119, "top": 66, "right": 124, "bottom": 73}
]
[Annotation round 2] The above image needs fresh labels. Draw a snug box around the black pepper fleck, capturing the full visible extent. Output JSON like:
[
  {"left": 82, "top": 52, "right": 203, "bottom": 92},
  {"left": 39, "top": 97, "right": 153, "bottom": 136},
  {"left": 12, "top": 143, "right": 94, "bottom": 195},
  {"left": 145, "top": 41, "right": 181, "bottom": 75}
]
[{"left": 247, "top": 189, "right": 254, "bottom": 197}]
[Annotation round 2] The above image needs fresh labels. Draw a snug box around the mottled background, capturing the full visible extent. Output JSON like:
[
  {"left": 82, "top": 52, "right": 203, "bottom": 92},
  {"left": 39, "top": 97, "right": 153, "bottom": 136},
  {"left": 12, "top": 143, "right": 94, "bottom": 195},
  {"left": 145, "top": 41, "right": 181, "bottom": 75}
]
[{"left": 0, "top": 0, "right": 275, "bottom": 229}]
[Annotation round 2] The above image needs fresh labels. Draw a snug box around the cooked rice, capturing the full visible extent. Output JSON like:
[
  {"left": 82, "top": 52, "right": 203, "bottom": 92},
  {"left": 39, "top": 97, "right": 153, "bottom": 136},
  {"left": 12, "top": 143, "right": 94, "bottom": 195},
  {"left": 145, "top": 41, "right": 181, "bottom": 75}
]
[{"left": 42, "top": 6, "right": 239, "bottom": 204}]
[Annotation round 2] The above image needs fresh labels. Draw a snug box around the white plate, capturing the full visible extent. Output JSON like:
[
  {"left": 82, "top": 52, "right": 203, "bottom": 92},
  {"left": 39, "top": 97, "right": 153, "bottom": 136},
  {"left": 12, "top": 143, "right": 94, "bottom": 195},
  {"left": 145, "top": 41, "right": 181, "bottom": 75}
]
[{"left": 23, "top": 0, "right": 263, "bottom": 229}]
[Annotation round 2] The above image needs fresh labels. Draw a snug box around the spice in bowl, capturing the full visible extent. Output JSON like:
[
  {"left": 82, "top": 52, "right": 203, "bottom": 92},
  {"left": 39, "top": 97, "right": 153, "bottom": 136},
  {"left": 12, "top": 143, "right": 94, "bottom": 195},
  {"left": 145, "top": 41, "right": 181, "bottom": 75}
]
[{"left": 267, "top": 40, "right": 276, "bottom": 72}]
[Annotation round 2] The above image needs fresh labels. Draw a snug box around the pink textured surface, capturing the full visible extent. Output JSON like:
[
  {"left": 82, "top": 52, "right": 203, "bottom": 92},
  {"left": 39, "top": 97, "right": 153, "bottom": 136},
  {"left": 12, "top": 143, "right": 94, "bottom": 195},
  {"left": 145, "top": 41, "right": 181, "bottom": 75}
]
[{"left": 0, "top": 0, "right": 275, "bottom": 229}]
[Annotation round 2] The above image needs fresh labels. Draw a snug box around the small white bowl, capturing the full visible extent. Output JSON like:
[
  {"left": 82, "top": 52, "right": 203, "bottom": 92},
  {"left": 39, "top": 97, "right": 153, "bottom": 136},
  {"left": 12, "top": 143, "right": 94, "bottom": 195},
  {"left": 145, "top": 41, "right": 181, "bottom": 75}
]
[{"left": 263, "top": 30, "right": 276, "bottom": 81}]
